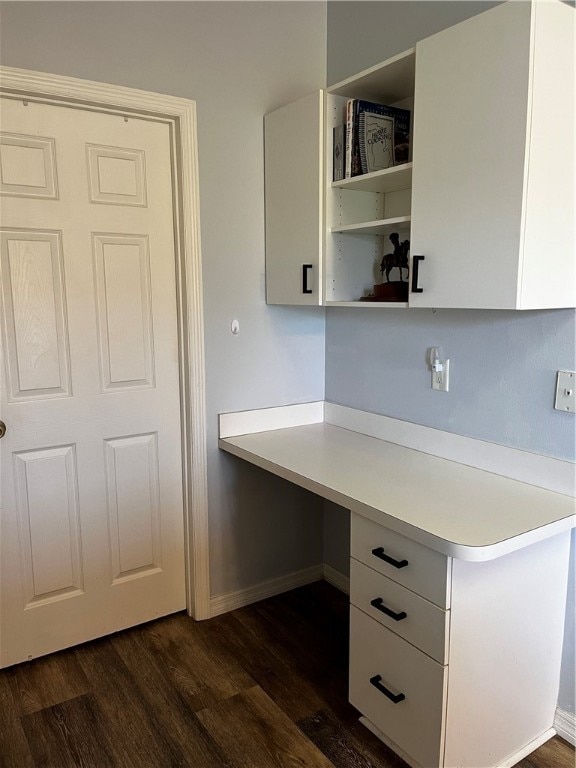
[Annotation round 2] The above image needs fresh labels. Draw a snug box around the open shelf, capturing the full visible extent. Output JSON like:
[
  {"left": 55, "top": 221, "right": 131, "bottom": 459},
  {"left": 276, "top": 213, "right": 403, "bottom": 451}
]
[
  {"left": 331, "top": 216, "right": 411, "bottom": 236},
  {"left": 325, "top": 301, "right": 409, "bottom": 309},
  {"left": 333, "top": 163, "right": 412, "bottom": 194},
  {"left": 328, "top": 48, "right": 416, "bottom": 102}
]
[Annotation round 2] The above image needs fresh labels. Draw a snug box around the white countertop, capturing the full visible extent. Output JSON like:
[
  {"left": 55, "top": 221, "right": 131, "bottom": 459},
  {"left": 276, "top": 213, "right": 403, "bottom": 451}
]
[{"left": 219, "top": 423, "right": 575, "bottom": 561}]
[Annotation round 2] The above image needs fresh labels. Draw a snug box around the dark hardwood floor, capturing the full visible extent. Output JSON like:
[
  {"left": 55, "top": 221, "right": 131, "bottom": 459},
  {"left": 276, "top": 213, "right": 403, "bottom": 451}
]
[{"left": 0, "top": 581, "right": 573, "bottom": 768}]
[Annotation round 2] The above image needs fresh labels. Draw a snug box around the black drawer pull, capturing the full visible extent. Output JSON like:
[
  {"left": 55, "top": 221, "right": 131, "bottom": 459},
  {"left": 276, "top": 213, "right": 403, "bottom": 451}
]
[
  {"left": 369, "top": 675, "right": 405, "bottom": 704},
  {"left": 370, "top": 598, "right": 407, "bottom": 622},
  {"left": 302, "top": 264, "right": 313, "bottom": 294},
  {"left": 411, "top": 254, "right": 424, "bottom": 293},
  {"left": 371, "top": 547, "right": 408, "bottom": 569}
]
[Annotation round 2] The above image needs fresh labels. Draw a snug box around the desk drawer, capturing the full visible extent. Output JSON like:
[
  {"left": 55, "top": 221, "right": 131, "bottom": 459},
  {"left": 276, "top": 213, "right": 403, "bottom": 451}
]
[
  {"left": 350, "top": 605, "right": 447, "bottom": 768},
  {"left": 350, "top": 558, "right": 450, "bottom": 664},
  {"left": 351, "top": 514, "right": 451, "bottom": 608}
]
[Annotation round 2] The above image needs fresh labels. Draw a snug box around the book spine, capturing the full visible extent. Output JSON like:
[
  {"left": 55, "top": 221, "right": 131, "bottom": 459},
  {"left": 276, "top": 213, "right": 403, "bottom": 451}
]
[
  {"left": 345, "top": 99, "right": 354, "bottom": 179},
  {"left": 351, "top": 100, "right": 362, "bottom": 177},
  {"left": 333, "top": 125, "right": 345, "bottom": 182}
]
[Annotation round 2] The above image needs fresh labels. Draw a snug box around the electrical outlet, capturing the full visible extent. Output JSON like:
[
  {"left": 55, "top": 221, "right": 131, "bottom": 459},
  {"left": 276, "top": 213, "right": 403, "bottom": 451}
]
[
  {"left": 432, "top": 359, "right": 450, "bottom": 392},
  {"left": 555, "top": 371, "right": 575, "bottom": 413}
]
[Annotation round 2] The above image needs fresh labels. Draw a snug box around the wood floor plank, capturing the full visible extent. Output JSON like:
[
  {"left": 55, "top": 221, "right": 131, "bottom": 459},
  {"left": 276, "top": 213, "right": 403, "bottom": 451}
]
[
  {"left": 20, "top": 693, "right": 116, "bottom": 768},
  {"left": 235, "top": 586, "right": 350, "bottom": 718},
  {"left": 518, "top": 735, "right": 576, "bottom": 768},
  {"left": 140, "top": 612, "right": 255, "bottom": 712},
  {"left": 196, "top": 685, "right": 335, "bottom": 768},
  {"left": 110, "top": 625, "right": 232, "bottom": 767},
  {"left": 0, "top": 672, "right": 34, "bottom": 768},
  {"left": 198, "top": 609, "right": 325, "bottom": 722},
  {"left": 298, "top": 708, "right": 408, "bottom": 768},
  {"left": 75, "top": 637, "right": 192, "bottom": 768},
  {"left": 4, "top": 647, "right": 90, "bottom": 716},
  {"left": 1, "top": 582, "right": 573, "bottom": 768}
]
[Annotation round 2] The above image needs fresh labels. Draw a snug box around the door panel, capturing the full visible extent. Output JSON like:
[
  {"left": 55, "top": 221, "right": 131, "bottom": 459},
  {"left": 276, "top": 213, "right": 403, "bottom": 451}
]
[
  {"left": 14, "top": 444, "right": 83, "bottom": 605},
  {"left": 93, "top": 234, "right": 154, "bottom": 390},
  {"left": 104, "top": 433, "right": 162, "bottom": 580},
  {"left": 1, "top": 229, "right": 71, "bottom": 399},
  {"left": 0, "top": 97, "right": 185, "bottom": 667},
  {"left": 0, "top": 133, "right": 58, "bottom": 198}
]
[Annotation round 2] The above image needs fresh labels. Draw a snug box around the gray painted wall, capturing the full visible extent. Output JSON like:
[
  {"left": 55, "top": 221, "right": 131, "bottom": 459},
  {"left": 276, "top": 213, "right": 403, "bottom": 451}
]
[
  {"left": 0, "top": 1, "right": 328, "bottom": 597},
  {"left": 326, "top": 0, "right": 575, "bottom": 715}
]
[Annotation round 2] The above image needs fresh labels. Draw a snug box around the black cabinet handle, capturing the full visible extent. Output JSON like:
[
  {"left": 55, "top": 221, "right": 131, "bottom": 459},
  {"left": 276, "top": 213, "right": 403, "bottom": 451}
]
[
  {"left": 370, "top": 598, "right": 407, "bottom": 622},
  {"left": 302, "top": 264, "right": 313, "bottom": 294},
  {"left": 371, "top": 547, "right": 408, "bottom": 569},
  {"left": 411, "top": 255, "right": 424, "bottom": 293},
  {"left": 369, "top": 675, "right": 405, "bottom": 704}
]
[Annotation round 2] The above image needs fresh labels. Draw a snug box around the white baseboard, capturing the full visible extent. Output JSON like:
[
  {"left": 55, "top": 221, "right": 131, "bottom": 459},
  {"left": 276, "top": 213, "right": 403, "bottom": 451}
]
[
  {"left": 322, "top": 564, "right": 350, "bottom": 594},
  {"left": 209, "top": 563, "right": 351, "bottom": 617},
  {"left": 554, "top": 706, "right": 576, "bottom": 746},
  {"left": 210, "top": 565, "right": 323, "bottom": 617},
  {"left": 497, "top": 729, "right": 556, "bottom": 767}
]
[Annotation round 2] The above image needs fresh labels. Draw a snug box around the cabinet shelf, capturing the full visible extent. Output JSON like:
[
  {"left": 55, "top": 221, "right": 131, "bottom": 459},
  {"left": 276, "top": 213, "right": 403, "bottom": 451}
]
[
  {"left": 333, "top": 163, "right": 412, "bottom": 194},
  {"left": 328, "top": 48, "right": 416, "bottom": 103},
  {"left": 325, "top": 301, "right": 408, "bottom": 309},
  {"left": 331, "top": 216, "right": 411, "bottom": 236}
]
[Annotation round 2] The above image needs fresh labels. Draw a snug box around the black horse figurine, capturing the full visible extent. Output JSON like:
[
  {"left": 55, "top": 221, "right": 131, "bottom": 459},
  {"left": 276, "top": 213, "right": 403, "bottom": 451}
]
[{"left": 380, "top": 232, "right": 410, "bottom": 283}]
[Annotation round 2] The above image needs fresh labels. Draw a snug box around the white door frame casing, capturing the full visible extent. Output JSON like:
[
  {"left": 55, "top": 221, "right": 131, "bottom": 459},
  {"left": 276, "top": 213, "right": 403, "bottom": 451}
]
[{"left": 0, "top": 66, "right": 210, "bottom": 621}]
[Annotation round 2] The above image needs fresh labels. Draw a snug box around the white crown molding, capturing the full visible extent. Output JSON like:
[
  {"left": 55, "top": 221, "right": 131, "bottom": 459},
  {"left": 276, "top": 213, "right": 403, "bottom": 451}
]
[
  {"left": 0, "top": 65, "right": 210, "bottom": 620},
  {"left": 0, "top": 66, "right": 196, "bottom": 119}
]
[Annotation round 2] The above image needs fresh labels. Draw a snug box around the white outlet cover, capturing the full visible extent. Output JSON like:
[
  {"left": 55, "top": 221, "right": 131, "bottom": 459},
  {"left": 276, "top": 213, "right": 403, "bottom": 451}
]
[
  {"left": 432, "top": 359, "right": 450, "bottom": 392},
  {"left": 555, "top": 371, "right": 575, "bottom": 413}
]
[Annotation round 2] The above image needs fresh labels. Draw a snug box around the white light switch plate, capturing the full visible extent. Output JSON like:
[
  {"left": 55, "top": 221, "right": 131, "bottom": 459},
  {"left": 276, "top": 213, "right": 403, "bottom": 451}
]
[{"left": 555, "top": 371, "right": 575, "bottom": 413}]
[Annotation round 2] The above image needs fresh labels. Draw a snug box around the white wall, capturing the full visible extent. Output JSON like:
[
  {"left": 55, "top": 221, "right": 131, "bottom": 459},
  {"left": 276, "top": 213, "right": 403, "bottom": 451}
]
[{"left": 0, "top": 1, "right": 328, "bottom": 597}]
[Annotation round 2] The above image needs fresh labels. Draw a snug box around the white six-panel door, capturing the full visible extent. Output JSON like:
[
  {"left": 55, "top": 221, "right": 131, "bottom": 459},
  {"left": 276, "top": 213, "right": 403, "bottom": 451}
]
[{"left": 0, "top": 97, "right": 185, "bottom": 667}]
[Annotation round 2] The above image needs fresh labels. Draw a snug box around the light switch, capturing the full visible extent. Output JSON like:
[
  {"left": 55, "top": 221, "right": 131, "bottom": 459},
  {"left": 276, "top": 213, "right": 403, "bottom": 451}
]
[{"left": 554, "top": 371, "right": 575, "bottom": 413}]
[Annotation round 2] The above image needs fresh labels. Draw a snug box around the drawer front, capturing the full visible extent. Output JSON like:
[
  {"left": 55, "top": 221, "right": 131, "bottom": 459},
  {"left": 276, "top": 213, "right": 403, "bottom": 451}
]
[
  {"left": 350, "top": 605, "right": 447, "bottom": 768},
  {"left": 350, "top": 558, "right": 449, "bottom": 664},
  {"left": 351, "top": 513, "right": 450, "bottom": 608}
]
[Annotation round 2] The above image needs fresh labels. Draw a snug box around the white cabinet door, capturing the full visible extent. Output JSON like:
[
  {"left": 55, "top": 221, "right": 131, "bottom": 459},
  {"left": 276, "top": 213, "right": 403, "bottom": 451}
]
[
  {"left": 409, "top": 1, "right": 532, "bottom": 309},
  {"left": 265, "top": 91, "right": 323, "bottom": 305},
  {"left": 0, "top": 97, "right": 185, "bottom": 667}
]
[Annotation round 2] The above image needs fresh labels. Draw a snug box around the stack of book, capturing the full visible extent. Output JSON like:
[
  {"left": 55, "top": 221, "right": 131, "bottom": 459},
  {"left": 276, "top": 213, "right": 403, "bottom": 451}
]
[{"left": 333, "top": 99, "right": 411, "bottom": 181}]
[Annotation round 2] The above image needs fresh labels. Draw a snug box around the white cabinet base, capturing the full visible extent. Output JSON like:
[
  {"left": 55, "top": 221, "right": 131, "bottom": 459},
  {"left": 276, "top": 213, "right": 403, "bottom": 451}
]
[
  {"left": 443, "top": 533, "right": 570, "bottom": 768},
  {"left": 360, "top": 716, "right": 424, "bottom": 768},
  {"left": 359, "top": 717, "right": 556, "bottom": 768},
  {"left": 352, "top": 531, "right": 571, "bottom": 768}
]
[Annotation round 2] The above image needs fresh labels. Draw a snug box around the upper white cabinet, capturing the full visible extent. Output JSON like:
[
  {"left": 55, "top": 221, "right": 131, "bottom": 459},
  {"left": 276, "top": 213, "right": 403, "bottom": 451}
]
[
  {"left": 410, "top": 0, "right": 575, "bottom": 310},
  {"left": 264, "top": 91, "right": 324, "bottom": 305},
  {"left": 264, "top": 0, "right": 575, "bottom": 310}
]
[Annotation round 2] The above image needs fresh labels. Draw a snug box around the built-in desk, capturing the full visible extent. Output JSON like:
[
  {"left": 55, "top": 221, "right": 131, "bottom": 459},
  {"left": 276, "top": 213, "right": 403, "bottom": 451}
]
[
  {"left": 219, "top": 421, "right": 574, "bottom": 561},
  {"left": 218, "top": 406, "right": 575, "bottom": 768}
]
